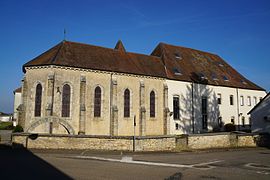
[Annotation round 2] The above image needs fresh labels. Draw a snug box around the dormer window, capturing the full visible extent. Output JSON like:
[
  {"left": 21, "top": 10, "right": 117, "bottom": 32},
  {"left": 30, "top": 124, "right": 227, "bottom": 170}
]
[
  {"left": 174, "top": 52, "right": 182, "bottom": 60},
  {"left": 198, "top": 72, "right": 207, "bottom": 80},
  {"left": 211, "top": 73, "right": 218, "bottom": 81},
  {"left": 223, "top": 75, "right": 229, "bottom": 81},
  {"left": 218, "top": 62, "right": 224, "bottom": 67},
  {"left": 241, "top": 80, "right": 247, "bottom": 84},
  {"left": 173, "top": 68, "right": 182, "bottom": 75}
]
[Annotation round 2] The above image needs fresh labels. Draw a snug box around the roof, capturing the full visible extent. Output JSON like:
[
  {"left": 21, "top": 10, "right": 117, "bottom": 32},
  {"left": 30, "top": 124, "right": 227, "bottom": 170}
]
[
  {"left": 23, "top": 40, "right": 265, "bottom": 91},
  {"left": 248, "top": 92, "right": 270, "bottom": 114},
  {"left": 13, "top": 87, "right": 22, "bottom": 94},
  {"left": 23, "top": 41, "right": 167, "bottom": 78},
  {"left": 151, "top": 43, "right": 264, "bottom": 90}
]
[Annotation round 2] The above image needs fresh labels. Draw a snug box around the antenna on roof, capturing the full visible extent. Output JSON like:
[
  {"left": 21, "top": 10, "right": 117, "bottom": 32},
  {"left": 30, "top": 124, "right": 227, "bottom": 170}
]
[{"left": 63, "top": 28, "right": 66, "bottom": 41}]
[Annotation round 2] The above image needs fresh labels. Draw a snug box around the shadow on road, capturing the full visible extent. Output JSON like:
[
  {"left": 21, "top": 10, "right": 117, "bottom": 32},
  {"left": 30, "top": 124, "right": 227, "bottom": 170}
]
[{"left": 0, "top": 144, "right": 72, "bottom": 179}]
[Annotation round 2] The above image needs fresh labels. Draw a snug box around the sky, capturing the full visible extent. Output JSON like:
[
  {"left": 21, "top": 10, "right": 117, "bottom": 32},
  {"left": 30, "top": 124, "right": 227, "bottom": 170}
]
[{"left": 0, "top": 0, "right": 270, "bottom": 113}]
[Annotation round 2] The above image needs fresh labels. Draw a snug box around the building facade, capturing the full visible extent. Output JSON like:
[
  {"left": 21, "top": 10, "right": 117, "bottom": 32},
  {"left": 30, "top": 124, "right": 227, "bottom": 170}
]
[
  {"left": 16, "top": 40, "right": 266, "bottom": 135},
  {"left": 248, "top": 92, "right": 270, "bottom": 133}
]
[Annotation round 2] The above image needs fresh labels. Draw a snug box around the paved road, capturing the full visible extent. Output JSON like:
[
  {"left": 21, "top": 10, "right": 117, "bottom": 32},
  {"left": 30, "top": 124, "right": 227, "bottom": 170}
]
[{"left": 1, "top": 146, "right": 270, "bottom": 179}]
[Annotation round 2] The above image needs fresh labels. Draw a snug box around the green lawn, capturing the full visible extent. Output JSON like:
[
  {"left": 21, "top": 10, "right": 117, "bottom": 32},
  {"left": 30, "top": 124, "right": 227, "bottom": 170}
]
[{"left": 0, "top": 122, "right": 13, "bottom": 130}]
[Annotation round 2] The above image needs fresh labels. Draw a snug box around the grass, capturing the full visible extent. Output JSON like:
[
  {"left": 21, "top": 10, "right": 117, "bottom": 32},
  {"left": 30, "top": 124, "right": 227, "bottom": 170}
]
[{"left": 0, "top": 122, "right": 14, "bottom": 130}]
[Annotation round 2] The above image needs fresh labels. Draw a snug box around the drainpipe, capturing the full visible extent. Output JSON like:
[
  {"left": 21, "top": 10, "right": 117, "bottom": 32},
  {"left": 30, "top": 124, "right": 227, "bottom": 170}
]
[
  {"left": 191, "top": 82, "right": 195, "bottom": 134},
  {"left": 110, "top": 73, "right": 113, "bottom": 136},
  {"left": 236, "top": 88, "right": 240, "bottom": 131}
]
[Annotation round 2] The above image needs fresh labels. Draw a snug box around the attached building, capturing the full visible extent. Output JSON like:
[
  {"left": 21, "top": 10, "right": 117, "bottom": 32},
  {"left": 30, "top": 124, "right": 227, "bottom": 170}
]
[
  {"left": 248, "top": 92, "right": 270, "bottom": 133},
  {"left": 16, "top": 40, "right": 266, "bottom": 135}
]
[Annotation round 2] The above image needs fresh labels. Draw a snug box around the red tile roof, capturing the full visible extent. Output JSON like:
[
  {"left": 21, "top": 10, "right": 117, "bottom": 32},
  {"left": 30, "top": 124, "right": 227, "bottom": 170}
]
[
  {"left": 13, "top": 87, "right": 22, "bottom": 94},
  {"left": 151, "top": 43, "right": 264, "bottom": 90},
  {"left": 23, "top": 41, "right": 167, "bottom": 78},
  {"left": 23, "top": 41, "right": 265, "bottom": 91}
]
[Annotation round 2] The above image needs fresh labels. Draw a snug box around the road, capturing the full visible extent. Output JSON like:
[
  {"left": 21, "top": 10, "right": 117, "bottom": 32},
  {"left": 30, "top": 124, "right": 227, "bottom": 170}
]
[{"left": 1, "top": 146, "right": 270, "bottom": 179}]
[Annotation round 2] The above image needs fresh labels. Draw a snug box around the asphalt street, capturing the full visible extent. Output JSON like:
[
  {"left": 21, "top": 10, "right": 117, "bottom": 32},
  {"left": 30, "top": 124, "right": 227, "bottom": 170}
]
[{"left": 1, "top": 146, "right": 270, "bottom": 180}]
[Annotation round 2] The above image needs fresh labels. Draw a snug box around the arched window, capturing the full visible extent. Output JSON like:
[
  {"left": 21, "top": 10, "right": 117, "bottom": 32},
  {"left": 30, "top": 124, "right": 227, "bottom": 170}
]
[
  {"left": 34, "top": 84, "right": 42, "bottom": 117},
  {"left": 62, "top": 84, "right": 71, "bottom": 117},
  {"left": 150, "top": 91, "right": 155, "bottom": 117},
  {"left": 124, "top": 89, "right": 130, "bottom": 117},
  {"left": 94, "top": 86, "right": 101, "bottom": 117}
]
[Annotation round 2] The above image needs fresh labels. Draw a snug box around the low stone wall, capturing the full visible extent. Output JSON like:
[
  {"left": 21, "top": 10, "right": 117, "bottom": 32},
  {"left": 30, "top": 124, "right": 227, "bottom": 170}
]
[
  {"left": 12, "top": 132, "right": 269, "bottom": 151},
  {"left": 12, "top": 133, "right": 176, "bottom": 151}
]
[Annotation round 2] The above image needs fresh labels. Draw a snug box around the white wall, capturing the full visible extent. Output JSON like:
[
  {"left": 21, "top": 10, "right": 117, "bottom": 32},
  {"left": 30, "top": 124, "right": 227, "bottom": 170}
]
[
  {"left": 13, "top": 92, "right": 22, "bottom": 122},
  {"left": 250, "top": 94, "right": 270, "bottom": 133},
  {"left": 166, "top": 79, "right": 267, "bottom": 135}
]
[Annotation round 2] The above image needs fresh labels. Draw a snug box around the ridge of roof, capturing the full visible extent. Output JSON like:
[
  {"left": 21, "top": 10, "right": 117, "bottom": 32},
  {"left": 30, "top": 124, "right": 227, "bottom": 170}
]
[{"left": 158, "top": 42, "right": 220, "bottom": 57}]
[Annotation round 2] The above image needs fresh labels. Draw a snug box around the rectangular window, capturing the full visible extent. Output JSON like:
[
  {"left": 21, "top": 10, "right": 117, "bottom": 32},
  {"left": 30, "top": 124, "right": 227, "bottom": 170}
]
[
  {"left": 173, "top": 96, "right": 180, "bottom": 119},
  {"left": 230, "top": 95, "right": 234, "bottom": 105},
  {"left": 247, "top": 96, "right": 251, "bottom": 106},
  {"left": 175, "top": 123, "right": 179, "bottom": 130},
  {"left": 242, "top": 117, "right": 245, "bottom": 127},
  {"left": 217, "top": 93, "right": 221, "bottom": 105},
  {"left": 231, "top": 116, "right": 235, "bottom": 124},
  {"left": 253, "top": 97, "right": 257, "bottom": 105},
  {"left": 202, "top": 97, "right": 208, "bottom": 130},
  {"left": 240, "top": 96, "right": 244, "bottom": 106}
]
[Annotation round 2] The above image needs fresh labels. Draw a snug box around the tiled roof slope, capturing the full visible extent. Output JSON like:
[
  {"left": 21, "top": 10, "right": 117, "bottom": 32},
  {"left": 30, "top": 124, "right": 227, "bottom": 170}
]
[
  {"left": 151, "top": 43, "right": 264, "bottom": 91},
  {"left": 23, "top": 41, "right": 264, "bottom": 91},
  {"left": 23, "top": 41, "right": 167, "bottom": 78}
]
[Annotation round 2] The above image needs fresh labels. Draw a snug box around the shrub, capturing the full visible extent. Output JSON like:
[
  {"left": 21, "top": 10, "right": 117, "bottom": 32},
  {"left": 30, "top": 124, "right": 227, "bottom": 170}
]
[
  {"left": 0, "top": 122, "right": 14, "bottom": 130},
  {"left": 13, "top": 125, "right": 24, "bottom": 133},
  {"left": 224, "top": 123, "right": 236, "bottom": 132}
]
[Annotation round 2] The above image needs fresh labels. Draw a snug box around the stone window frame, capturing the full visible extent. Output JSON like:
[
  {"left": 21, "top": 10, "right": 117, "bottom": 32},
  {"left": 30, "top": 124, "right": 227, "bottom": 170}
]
[
  {"left": 32, "top": 81, "right": 45, "bottom": 118},
  {"left": 247, "top": 96, "right": 251, "bottom": 106},
  {"left": 122, "top": 87, "right": 133, "bottom": 120},
  {"left": 173, "top": 94, "right": 180, "bottom": 120},
  {"left": 61, "top": 84, "right": 71, "bottom": 118},
  {"left": 34, "top": 83, "right": 42, "bottom": 117},
  {"left": 150, "top": 90, "right": 156, "bottom": 117},
  {"left": 60, "top": 82, "right": 73, "bottom": 120},
  {"left": 124, "top": 88, "right": 131, "bottom": 118},
  {"left": 92, "top": 84, "right": 105, "bottom": 120},
  {"left": 217, "top": 93, "right": 222, "bottom": 105},
  {"left": 149, "top": 89, "right": 158, "bottom": 120},
  {"left": 240, "top": 95, "right": 244, "bottom": 106},
  {"left": 230, "top": 95, "right": 234, "bottom": 106}
]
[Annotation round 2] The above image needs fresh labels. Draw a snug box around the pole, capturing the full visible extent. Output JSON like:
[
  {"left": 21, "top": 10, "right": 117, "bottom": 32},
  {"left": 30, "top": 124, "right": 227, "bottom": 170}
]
[{"left": 133, "top": 115, "right": 136, "bottom": 152}]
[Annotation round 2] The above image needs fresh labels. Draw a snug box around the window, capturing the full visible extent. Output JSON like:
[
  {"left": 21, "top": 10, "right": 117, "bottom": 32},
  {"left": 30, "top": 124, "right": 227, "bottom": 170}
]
[
  {"left": 231, "top": 116, "right": 235, "bottom": 124},
  {"left": 94, "top": 86, "right": 101, "bottom": 117},
  {"left": 173, "top": 68, "right": 182, "bottom": 75},
  {"left": 218, "top": 116, "right": 222, "bottom": 127},
  {"left": 217, "top": 93, "right": 221, "bottom": 104},
  {"left": 202, "top": 97, "right": 208, "bottom": 130},
  {"left": 241, "top": 80, "right": 247, "bottom": 85},
  {"left": 223, "top": 75, "right": 229, "bottom": 81},
  {"left": 198, "top": 72, "right": 207, "bottom": 80},
  {"left": 211, "top": 72, "right": 218, "bottom": 81},
  {"left": 247, "top": 96, "right": 251, "bottom": 106},
  {"left": 34, "top": 84, "right": 42, "bottom": 117},
  {"left": 150, "top": 91, "right": 155, "bottom": 117},
  {"left": 253, "top": 97, "right": 257, "bottom": 105},
  {"left": 242, "top": 116, "right": 245, "bottom": 127},
  {"left": 230, "top": 95, "right": 234, "bottom": 105},
  {"left": 240, "top": 96, "right": 244, "bottom": 106},
  {"left": 124, "top": 89, "right": 130, "bottom": 117},
  {"left": 175, "top": 123, "right": 179, "bottom": 130},
  {"left": 173, "top": 96, "right": 180, "bottom": 119},
  {"left": 218, "top": 62, "right": 224, "bottom": 67},
  {"left": 174, "top": 52, "right": 182, "bottom": 59},
  {"left": 62, "top": 84, "right": 71, "bottom": 117}
]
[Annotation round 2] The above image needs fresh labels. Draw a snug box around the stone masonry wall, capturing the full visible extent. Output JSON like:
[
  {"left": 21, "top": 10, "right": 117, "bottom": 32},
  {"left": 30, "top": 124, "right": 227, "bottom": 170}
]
[{"left": 12, "top": 133, "right": 265, "bottom": 151}]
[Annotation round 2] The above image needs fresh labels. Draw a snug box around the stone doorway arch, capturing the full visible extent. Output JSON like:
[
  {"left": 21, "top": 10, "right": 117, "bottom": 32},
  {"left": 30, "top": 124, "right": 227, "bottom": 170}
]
[{"left": 26, "top": 116, "right": 75, "bottom": 135}]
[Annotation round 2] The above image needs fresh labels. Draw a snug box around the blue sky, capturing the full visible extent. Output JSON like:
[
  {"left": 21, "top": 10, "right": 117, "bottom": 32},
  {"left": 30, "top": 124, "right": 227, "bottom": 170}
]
[{"left": 1, "top": 0, "right": 270, "bottom": 113}]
